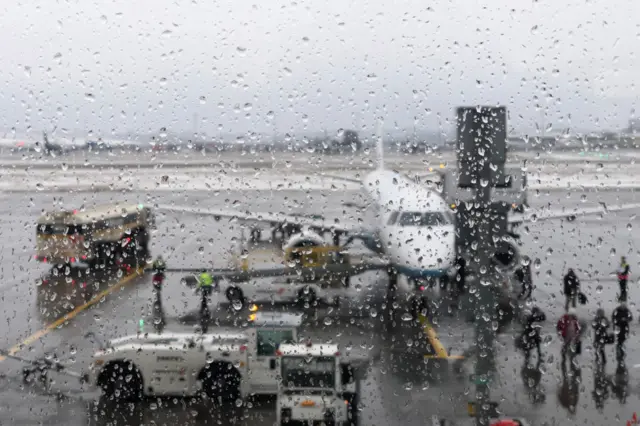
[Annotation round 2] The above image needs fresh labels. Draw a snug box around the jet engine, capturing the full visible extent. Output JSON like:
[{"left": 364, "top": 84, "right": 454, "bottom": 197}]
[
  {"left": 493, "top": 235, "right": 521, "bottom": 274},
  {"left": 282, "top": 231, "right": 329, "bottom": 266}
]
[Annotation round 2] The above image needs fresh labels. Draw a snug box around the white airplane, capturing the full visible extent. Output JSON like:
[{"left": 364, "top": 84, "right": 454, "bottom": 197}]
[{"left": 157, "top": 121, "right": 640, "bottom": 285}]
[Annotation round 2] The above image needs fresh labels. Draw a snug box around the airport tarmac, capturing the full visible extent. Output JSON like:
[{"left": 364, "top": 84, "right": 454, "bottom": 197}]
[{"left": 1, "top": 187, "right": 640, "bottom": 425}]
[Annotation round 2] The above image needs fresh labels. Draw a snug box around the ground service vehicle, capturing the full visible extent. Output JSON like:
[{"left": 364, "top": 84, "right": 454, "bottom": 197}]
[
  {"left": 35, "top": 204, "right": 154, "bottom": 268},
  {"left": 90, "top": 311, "right": 303, "bottom": 401},
  {"left": 276, "top": 343, "right": 360, "bottom": 426}
]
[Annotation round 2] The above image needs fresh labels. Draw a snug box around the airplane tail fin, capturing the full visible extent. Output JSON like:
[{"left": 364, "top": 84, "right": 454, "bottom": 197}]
[{"left": 376, "top": 118, "right": 384, "bottom": 170}]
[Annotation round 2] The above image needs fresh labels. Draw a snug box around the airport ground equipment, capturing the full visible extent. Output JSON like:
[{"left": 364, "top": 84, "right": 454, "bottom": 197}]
[
  {"left": 35, "top": 203, "right": 154, "bottom": 269},
  {"left": 0, "top": 349, "right": 88, "bottom": 388},
  {"left": 89, "top": 311, "right": 303, "bottom": 401},
  {"left": 276, "top": 342, "right": 363, "bottom": 426}
]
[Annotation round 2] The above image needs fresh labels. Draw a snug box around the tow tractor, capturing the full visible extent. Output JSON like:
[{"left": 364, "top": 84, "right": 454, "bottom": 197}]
[
  {"left": 276, "top": 343, "right": 362, "bottom": 426},
  {"left": 89, "top": 311, "right": 303, "bottom": 401}
]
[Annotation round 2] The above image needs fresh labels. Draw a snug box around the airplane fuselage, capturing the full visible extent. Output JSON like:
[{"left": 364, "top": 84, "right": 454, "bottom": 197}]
[{"left": 361, "top": 169, "right": 456, "bottom": 278}]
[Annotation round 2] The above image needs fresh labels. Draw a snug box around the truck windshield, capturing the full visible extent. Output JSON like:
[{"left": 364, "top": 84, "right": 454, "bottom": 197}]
[{"left": 281, "top": 356, "right": 336, "bottom": 389}]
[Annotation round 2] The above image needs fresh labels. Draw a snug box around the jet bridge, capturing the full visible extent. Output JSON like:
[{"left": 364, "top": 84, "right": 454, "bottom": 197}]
[{"left": 435, "top": 168, "right": 528, "bottom": 255}]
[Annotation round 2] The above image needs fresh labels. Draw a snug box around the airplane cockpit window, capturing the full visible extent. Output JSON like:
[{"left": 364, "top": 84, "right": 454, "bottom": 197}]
[
  {"left": 387, "top": 211, "right": 400, "bottom": 225},
  {"left": 398, "top": 212, "right": 450, "bottom": 226},
  {"left": 398, "top": 212, "right": 424, "bottom": 226}
]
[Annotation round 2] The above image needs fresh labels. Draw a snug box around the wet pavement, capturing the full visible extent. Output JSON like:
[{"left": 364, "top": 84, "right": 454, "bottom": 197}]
[{"left": 1, "top": 186, "right": 640, "bottom": 425}]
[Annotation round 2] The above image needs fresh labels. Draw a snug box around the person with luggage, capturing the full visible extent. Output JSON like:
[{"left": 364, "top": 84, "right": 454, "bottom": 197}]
[
  {"left": 563, "top": 268, "right": 580, "bottom": 311},
  {"left": 557, "top": 308, "right": 583, "bottom": 369},
  {"left": 612, "top": 302, "right": 633, "bottom": 363},
  {"left": 592, "top": 308, "right": 612, "bottom": 365},
  {"left": 519, "top": 306, "right": 546, "bottom": 364}
]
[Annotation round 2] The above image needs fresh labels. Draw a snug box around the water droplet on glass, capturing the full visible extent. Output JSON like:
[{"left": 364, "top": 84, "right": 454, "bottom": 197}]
[
  {"left": 232, "top": 300, "right": 243, "bottom": 311},
  {"left": 534, "top": 258, "right": 541, "bottom": 269},
  {"left": 53, "top": 52, "right": 62, "bottom": 60},
  {"left": 36, "top": 183, "right": 44, "bottom": 191},
  {"left": 369, "top": 308, "right": 377, "bottom": 318},
  {"left": 199, "top": 96, "right": 206, "bottom": 105},
  {"left": 24, "top": 66, "right": 31, "bottom": 77},
  {"left": 324, "top": 317, "right": 333, "bottom": 326},
  {"left": 401, "top": 312, "right": 413, "bottom": 321},
  {"left": 159, "top": 77, "right": 167, "bottom": 86},
  {"left": 85, "top": 93, "right": 95, "bottom": 102},
  {"left": 161, "top": 29, "right": 172, "bottom": 37},
  {"left": 61, "top": 163, "right": 68, "bottom": 171}
]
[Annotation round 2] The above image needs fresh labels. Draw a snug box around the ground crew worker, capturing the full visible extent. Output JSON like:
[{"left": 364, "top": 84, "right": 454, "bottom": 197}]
[
  {"left": 616, "top": 256, "right": 630, "bottom": 302},
  {"left": 563, "top": 268, "right": 580, "bottom": 311},
  {"left": 612, "top": 302, "right": 633, "bottom": 363},
  {"left": 557, "top": 307, "right": 582, "bottom": 369},
  {"left": 516, "top": 258, "right": 533, "bottom": 300},
  {"left": 198, "top": 270, "right": 214, "bottom": 333},
  {"left": 152, "top": 255, "right": 166, "bottom": 274},
  {"left": 592, "top": 308, "right": 611, "bottom": 365},
  {"left": 453, "top": 257, "right": 466, "bottom": 303}
]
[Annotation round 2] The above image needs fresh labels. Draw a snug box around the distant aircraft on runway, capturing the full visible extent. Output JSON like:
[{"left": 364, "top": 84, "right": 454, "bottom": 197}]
[{"left": 157, "top": 120, "right": 640, "bottom": 287}]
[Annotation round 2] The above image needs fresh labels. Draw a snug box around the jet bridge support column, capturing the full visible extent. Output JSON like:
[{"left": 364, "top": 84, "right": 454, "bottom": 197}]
[{"left": 456, "top": 106, "right": 507, "bottom": 426}]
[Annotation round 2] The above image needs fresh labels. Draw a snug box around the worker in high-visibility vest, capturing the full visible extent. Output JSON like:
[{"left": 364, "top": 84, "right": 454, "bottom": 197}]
[
  {"left": 617, "top": 256, "right": 630, "bottom": 302},
  {"left": 197, "top": 270, "right": 214, "bottom": 333}
]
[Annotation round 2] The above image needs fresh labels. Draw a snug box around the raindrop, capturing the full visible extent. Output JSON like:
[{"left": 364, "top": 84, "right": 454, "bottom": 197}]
[
  {"left": 534, "top": 258, "right": 541, "bottom": 269},
  {"left": 161, "top": 29, "right": 172, "bottom": 37},
  {"left": 237, "top": 46, "right": 247, "bottom": 54},
  {"left": 100, "top": 15, "right": 107, "bottom": 23},
  {"left": 596, "top": 285, "right": 603, "bottom": 294},
  {"left": 354, "top": 283, "right": 362, "bottom": 292},
  {"left": 401, "top": 312, "right": 413, "bottom": 322},
  {"left": 627, "top": 223, "right": 633, "bottom": 230},
  {"left": 36, "top": 183, "right": 44, "bottom": 191},
  {"left": 302, "top": 36, "right": 309, "bottom": 42},
  {"left": 232, "top": 299, "right": 243, "bottom": 311},
  {"left": 243, "top": 103, "right": 252, "bottom": 111},
  {"left": 369, "top": 308, "right": 378, "bottom": 318},
  {"left": 85, "top": 93, "right": 95, "bottom": 102},
  {"left": 24, "top": 66, "right": 31, "bottom": 77},
  {"left": 53, "top": 52, "right": 62, "bottom": 60},
  {"left": 530, "top": 25, "right": 538, "bottom": 34},
  {"left": 199, "top": 96, "right": 206, "bottom": 105},
  {"left": 283, "top": 67, "right": 292, "bottom": 76},
  {"left": 119, "top": 83, "right": 128, "bottom": 90},
  {"left": 159, "top": 77, "right": 167, "bottom": 86},
  {"left": 235, "top": 398, "right": 243, "bottom": 408},
  {"left": 61, "top": 163, "right": 68, "bottom": 171},
  {"left": 367, "top": 73, "right": 378, "bottom": 82},
  {"left": 266, "top": 111, "right": 275, "bottom": 120},
  {"left": 324, "top": 317, "right": 333, "bottom": 326}
]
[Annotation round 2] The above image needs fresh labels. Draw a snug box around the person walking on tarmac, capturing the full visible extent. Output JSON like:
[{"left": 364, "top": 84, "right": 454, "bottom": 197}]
[
  {"left": 519, "top": 306, "right": 546, "bottom": 364},
  {"left": 557, "top": 307, "right": 583, "bottom": 369},
  {"left": 616, "top": 256, "right": 630, "bottom": 302},
  {"left": 612, "top": 302, "right": 633, "bottom": 363},
  {"left": 592, "top": 308, "right": 612, "bottom": 365},
  {"left": 563, "top": 268, "right": 580, "bottom": 312},
  {"left": 197, "top": 269, "right": 214, "bottom": 333}
]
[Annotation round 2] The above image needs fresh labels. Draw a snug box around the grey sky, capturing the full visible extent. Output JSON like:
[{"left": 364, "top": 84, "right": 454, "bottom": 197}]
[{"left": 0, "top": 0, "right": 638, "bottom": 138}]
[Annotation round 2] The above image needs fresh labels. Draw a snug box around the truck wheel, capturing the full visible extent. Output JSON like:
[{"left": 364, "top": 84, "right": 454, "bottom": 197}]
[
  {"left": 200, "top": 362, "right": 241, "bottom": 406},
  {"left": 226, "top": 287, "right": 245, "bottom": 309},
  {"left": 297, "top": 286, "right": 317, "bottom": 308},
  {"left": 98, "top": 361, "right": 143, "bottom": 402},
  {"left": 344, "top": 392, "right": 359, "bottom": 426}
]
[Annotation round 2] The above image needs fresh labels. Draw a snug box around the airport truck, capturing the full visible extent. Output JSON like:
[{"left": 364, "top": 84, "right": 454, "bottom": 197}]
[
  {"left": 276, "top": 343, "right": 361, "bottom": 426},
  {"left": 89, "top": 311, "right": 303, "bottom": 401}
]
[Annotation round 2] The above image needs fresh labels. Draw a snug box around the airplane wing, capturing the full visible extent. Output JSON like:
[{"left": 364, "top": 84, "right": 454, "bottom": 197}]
[
  {"left": 170, "top": 260, "right": 390, "bottom": 284},
  {"left": 509, "top": 202, "right": 640, "bottom": 225},
  {"left": 156, "top": 204, "right": 361, "bottom": 234}
]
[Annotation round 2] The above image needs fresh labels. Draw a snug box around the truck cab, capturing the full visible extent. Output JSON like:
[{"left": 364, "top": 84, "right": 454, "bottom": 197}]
[
  {"left": 276, "top": 343, "right": 360, "bottom": 426},
  {"left": 244, "top": 311, "right": 303, "bottom": 395}
]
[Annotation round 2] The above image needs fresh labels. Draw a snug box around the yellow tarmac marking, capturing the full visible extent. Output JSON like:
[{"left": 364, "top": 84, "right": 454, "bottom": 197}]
[
  {"left": 417, "top": 314, "right": 464, "bottom": 360},
  {"left": 0, "top": 268, "right": 144, "bottom": 362}
]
